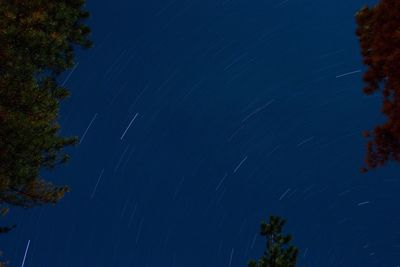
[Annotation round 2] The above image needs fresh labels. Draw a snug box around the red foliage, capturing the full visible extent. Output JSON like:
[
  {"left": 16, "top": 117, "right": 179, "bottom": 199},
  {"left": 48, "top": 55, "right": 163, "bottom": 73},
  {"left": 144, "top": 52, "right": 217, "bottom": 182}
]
[{"left": 355, "top": 0, "right": 400, "bottom": 171}]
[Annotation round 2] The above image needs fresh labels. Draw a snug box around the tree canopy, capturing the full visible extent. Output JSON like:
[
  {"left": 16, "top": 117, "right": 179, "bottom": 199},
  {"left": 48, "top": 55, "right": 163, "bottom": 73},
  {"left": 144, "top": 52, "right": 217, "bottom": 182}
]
[
  {"left": 0, "top": 0, "right": 91, "bottom": 222},
  {"left": 248, "top": 216, "right": 298, "bottom": 267},
  {"left": 356, "top": 0, "right": 400, "bottom": 172}
]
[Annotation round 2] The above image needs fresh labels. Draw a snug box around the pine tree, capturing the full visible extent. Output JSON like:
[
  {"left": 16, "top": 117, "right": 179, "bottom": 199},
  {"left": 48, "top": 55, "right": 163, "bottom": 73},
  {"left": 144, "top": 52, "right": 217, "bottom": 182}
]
[
  {"left": 0, "top": 0, "right": 92, "bottom": 232},
  {"left": 355, "top": 0, "right": 400, "bottom": 172},
  {"left": 248, "top": 216, "right": 298, "bottom": 267}
]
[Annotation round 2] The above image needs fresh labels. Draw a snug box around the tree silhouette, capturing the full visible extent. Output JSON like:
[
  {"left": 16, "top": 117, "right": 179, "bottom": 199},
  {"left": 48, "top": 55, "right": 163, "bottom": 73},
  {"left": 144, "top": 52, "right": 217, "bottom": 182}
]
[
  {"left": 0, "top": 0, "right": 92, "bottom": 237},
  {"left": 248, "top": 216, "right": 298, "bottom": 267},
  {"left": 355, "top": 0, "right": 400, "bottom": 172}
]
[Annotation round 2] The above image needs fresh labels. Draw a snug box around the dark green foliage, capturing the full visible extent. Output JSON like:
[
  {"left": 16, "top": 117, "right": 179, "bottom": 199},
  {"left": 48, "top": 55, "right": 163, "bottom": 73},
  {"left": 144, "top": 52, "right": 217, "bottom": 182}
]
[
  {"left": 248, "top": 216, "right": 298, "bottom": 267},
  {"left": 0, "top": 0, "right": 91, "bottom": 232}
]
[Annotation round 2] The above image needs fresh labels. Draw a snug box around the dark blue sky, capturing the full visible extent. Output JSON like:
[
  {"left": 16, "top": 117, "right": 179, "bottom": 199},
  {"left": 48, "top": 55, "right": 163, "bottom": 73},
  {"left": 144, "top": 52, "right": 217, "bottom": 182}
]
[{"left": 3, "top": 0, "right": 400, "bottom": 266}]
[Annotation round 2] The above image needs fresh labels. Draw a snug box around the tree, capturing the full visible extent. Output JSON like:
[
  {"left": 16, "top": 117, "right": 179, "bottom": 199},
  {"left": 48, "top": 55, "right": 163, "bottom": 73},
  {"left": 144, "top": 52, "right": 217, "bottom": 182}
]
[
  {"left": 0, "top": 0, "right": 92, "bottom": 232},
  {"left": 355, "top": 0, "right": 400, "bottom": 172},
  {"left": 248, "top": 216, "right": 298, "bottom": 267}
]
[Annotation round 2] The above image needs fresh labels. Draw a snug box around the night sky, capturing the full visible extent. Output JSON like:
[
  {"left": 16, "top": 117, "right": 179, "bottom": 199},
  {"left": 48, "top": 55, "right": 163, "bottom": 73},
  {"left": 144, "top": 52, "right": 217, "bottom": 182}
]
[{"left": 2, "top": 0, "right": 400, "bottom": 266}]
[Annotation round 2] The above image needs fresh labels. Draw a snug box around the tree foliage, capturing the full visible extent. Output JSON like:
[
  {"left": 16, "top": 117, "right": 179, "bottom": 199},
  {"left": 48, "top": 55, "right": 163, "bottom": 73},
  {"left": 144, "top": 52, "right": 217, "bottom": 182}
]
[
  {"left": 355, "top": 0, "right": 400, "bottom": 172},
  {"left": 0, "top": 0, "right": 91, "bottom": 228},
  {"left": 248, "top": 216, "right": 298, "bottom": 267}
]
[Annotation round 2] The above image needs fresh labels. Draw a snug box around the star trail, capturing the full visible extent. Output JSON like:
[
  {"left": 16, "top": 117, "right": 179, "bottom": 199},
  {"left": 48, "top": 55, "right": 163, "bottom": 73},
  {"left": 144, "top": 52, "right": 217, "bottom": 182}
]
[{"left": 2, "top": 0, "right": 399, "bottom": 267}]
